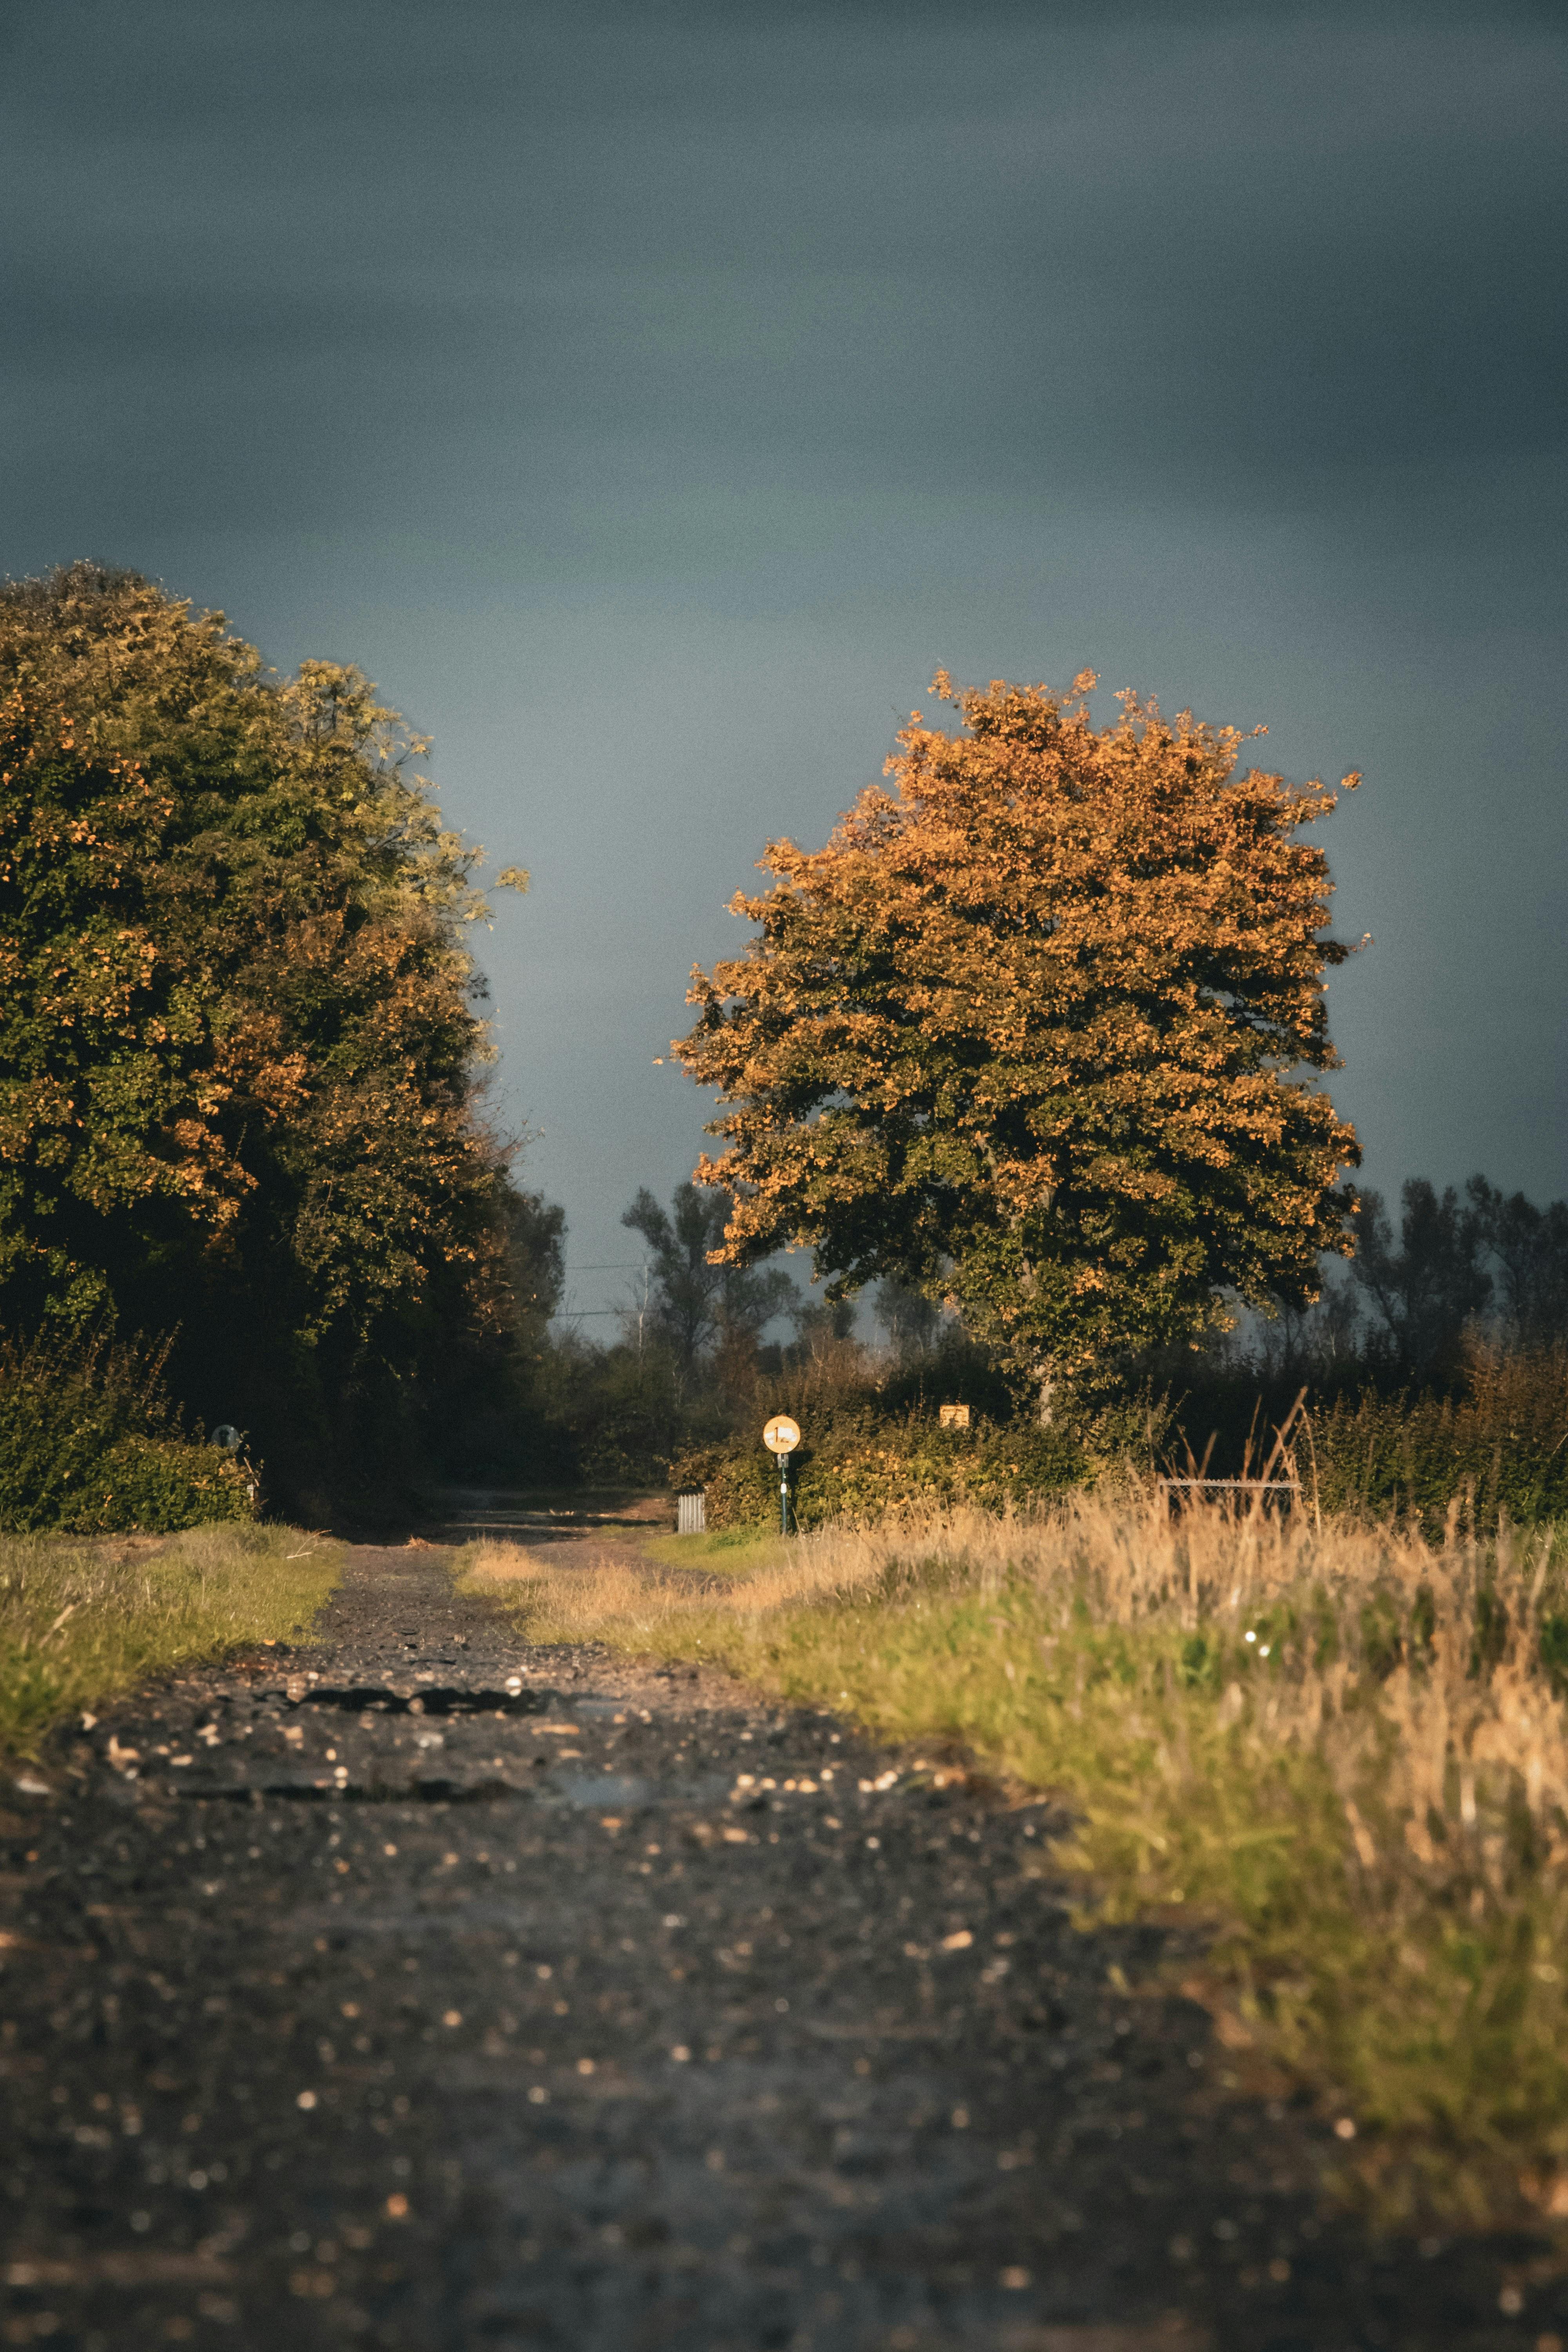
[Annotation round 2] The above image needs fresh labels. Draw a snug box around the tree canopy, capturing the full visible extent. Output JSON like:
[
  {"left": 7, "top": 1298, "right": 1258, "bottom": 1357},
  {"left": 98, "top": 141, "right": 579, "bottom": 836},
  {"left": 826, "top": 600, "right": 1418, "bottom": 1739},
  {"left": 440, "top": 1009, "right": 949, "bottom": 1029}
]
[
  {"left": 0, "top": 564, "right": 529, "bottom": 1497},
  {"left": 1350, "top": 1174, "right": 1568, "bottom": 1375},
  {"left": 622, "top": 1181, "right": 796, "bottom": 1377},
  {"left": 674, "top": 670, "right": 1361, "bottom": 1405}
]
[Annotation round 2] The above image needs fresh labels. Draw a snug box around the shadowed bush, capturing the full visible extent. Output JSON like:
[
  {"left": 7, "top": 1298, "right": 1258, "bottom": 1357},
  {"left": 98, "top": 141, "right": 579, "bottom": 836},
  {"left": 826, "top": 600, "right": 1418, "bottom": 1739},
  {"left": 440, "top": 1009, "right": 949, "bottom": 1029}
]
[
  {"left": 0, "top": 1329, "right": 252, "bottom": 1534},
  {"left": 1309, "top": 1344, "right": 1568, "bottom": 1532}
]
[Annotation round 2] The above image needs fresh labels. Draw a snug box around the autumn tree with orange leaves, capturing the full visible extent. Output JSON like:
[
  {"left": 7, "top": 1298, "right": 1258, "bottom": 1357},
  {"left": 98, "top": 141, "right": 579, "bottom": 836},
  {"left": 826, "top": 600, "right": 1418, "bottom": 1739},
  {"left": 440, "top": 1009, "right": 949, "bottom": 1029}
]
[
  {"left": 676, "top": 671, "right": 1361, "bottom": 1416},
  {"left": 0, "top": 565, "right": 531, "bottom": 1497}
]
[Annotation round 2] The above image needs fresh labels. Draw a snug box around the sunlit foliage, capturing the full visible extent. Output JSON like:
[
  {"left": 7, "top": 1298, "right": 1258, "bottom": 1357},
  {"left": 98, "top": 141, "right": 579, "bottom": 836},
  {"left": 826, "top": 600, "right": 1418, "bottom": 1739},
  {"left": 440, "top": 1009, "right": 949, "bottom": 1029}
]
[
  {"left": 0, "top": 566, "right": 527, "bottom": 1495},
  {"left": 677, "top": 671, "right": 1361, "bottom": 1409}
]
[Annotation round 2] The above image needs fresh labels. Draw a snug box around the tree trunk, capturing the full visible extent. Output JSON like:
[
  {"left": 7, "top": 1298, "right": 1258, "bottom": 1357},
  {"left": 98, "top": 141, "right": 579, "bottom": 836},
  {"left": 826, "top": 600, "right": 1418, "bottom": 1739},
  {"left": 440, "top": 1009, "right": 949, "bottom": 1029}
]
[{"left": 1036, "top": 1364, "right": 1056, "bottom": 1428}]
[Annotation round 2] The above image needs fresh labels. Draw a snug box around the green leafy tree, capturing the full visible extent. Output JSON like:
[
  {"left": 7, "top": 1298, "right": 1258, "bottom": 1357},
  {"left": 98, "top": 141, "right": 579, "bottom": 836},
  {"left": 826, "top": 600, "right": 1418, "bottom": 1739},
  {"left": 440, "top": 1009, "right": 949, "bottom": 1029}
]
[
  {"left": 1350, "top": 1180, "right": 1492, "bottom": 1376},
  {"left": 621, "top": 1181, "right": 797, "bottom": 1378},
  {"left": 873, "top": 1276, "right": 943, "bottom": 1360},
  {"left": 507, "top": 1191, "right": 567, "bottom": 1361},
  {"left": 793, "top": 1294, "right": 858, "bottom": 1347},
  {"left": 675, "top": 671, "right": 1361, "bottom": 1414},
  {"left": 0, "top": 564, "right": 530, "bottom": 1495},
  {"left": 1466, "top": 1176, "right": 1568, "bottom": 1348}
]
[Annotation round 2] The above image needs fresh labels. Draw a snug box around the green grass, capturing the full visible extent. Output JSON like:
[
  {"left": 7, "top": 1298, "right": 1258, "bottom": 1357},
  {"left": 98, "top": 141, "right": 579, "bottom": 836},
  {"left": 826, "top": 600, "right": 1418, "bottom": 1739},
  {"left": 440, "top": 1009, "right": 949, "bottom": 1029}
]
[
  {"left": 703, "top": 1581, "right": 1568, "bottom": 2230},
  {"left": 0, "top": 1524, "right": 340, "bottom": 1757},
  {"left": 463, "top": 1497, "right": 1568, "bottom": 2238},
  {"left": 639, "top": 1527, "right": 795, "bottom": 1577}
]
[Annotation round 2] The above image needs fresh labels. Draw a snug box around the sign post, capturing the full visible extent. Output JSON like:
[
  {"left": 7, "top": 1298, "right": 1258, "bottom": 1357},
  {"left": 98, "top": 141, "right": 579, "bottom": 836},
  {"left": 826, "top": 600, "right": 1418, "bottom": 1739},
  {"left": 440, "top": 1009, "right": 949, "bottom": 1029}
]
[{"left": 762, "top": 1415, "right": 801, "bottom": 1536}]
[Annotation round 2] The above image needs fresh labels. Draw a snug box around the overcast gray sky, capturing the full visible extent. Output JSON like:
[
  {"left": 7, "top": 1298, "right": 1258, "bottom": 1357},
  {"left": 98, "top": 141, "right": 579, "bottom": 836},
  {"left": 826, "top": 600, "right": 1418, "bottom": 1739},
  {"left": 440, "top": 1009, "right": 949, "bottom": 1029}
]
[{"left": 5, "top": 0, "right": 1564, "bottom": 1327}]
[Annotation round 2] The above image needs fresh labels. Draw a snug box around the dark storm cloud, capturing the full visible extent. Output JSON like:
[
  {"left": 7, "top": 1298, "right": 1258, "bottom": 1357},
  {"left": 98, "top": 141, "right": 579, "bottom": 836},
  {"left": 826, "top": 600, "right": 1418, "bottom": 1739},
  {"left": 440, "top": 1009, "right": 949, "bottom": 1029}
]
[
  {"left": 7, "top": 0, "right": 1563, "bottom": 539},
  {"left": 3, "top": 0, "right": 1564, "bottom": 1300}
]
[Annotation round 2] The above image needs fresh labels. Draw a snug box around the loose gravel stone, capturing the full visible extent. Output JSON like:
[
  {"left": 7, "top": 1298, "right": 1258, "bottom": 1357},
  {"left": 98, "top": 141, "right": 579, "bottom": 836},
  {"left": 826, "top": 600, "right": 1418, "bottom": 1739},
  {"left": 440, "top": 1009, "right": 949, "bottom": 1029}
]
[{"left": 0, "top": 1543, "right": 1555, "bottom": 2349}]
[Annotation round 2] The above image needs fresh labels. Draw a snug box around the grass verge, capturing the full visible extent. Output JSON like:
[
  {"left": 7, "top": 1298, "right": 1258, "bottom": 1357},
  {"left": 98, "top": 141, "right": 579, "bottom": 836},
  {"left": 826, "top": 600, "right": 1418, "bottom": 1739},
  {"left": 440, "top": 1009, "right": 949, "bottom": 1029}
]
[
  {"left": 0, "top": 1524, "right": 339, "bottom": 1757},
  {"left": 460, "top": 1496, "right": 1568, "bottom": 2239}
]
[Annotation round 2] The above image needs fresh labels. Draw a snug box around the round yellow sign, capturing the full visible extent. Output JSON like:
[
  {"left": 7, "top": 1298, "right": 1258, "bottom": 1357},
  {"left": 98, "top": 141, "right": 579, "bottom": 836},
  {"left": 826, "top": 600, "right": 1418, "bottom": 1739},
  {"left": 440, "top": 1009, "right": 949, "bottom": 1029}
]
[{"left": 762, "top": 1414, "right": 801, "bottom": 1455}]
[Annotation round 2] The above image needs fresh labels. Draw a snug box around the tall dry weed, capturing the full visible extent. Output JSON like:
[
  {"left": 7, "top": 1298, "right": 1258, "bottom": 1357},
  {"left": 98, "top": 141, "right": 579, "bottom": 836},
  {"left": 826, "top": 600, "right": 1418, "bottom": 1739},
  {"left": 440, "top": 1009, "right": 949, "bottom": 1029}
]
[{"left": 468, "top": 1490, "right": 1568, "bottom": 2229}]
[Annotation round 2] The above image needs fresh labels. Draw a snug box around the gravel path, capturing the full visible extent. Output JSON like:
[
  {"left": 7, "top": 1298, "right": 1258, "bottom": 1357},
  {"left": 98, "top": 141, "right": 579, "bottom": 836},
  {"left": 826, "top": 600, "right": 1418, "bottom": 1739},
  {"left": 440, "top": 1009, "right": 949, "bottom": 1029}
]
[{"left": 0, "top": 1541, "right": 1553, "bottom": 2351}]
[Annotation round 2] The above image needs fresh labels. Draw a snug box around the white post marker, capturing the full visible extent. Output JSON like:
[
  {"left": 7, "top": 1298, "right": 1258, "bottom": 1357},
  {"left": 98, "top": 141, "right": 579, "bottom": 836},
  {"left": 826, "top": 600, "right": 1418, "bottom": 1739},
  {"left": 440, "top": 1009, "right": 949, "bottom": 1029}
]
[{"left": 763, "top": 1416, "right": 801, "bottom": 1535}]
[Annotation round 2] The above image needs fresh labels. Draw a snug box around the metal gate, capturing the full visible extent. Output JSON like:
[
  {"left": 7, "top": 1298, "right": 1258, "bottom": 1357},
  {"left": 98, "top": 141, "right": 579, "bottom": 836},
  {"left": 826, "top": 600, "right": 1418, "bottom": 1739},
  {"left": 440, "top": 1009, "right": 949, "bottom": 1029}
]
[{"left": 676, "top": 1488, "right": 706, "bottom": 1534}]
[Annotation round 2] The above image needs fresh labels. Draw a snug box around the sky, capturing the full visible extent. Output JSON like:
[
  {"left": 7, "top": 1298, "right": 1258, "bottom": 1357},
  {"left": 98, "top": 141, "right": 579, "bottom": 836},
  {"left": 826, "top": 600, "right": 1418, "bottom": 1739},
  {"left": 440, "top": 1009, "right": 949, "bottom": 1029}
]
[{"left": 5, "top": 0, "right": 1564, "bottom": 1332}]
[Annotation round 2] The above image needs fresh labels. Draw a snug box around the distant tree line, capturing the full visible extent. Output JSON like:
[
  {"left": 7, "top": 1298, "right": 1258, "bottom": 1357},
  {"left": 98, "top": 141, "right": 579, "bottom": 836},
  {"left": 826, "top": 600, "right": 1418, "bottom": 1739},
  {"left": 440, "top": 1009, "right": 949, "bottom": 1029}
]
[
  {"left": 1350, "top": 1177, "right": 1568, "bottom": 1370},
  {"left": 518, "top": 1165, "right": 1568, "bottom": 1500}
]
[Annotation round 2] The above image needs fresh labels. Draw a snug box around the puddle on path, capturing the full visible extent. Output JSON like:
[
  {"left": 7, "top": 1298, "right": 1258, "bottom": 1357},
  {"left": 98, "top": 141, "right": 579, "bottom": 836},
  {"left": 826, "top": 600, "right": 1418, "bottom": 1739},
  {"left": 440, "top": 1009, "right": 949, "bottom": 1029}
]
[
  {"left": 180, "top": 1775, "right": 519, "bottom": 1804},
  {"left": 284, "top": 1684, "right": 553, "bottom": 1717},
  {"left": 548, "top": 1771, "right": 656, "bottom": 1808}
]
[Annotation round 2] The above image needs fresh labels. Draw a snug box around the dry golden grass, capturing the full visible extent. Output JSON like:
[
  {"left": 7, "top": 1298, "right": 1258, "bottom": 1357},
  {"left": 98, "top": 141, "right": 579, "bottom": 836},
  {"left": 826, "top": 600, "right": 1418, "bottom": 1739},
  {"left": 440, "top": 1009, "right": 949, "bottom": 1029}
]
[
  {"left": 464, "top": 1523, "right": 849, "bottom": 1620},
  {"left": 464, "top": 1493, "right": 1568, "bottom": 2235}
]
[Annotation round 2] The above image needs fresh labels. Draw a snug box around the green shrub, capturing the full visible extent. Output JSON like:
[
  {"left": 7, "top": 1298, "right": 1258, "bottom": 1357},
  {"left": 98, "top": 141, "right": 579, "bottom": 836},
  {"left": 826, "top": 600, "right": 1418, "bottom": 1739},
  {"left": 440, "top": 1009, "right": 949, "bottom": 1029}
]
[
  {"left": 673, "top": 1405, "right": 1096, "bottom": 1529},
  {"left": 55, "top": 1435, "right": 252, "bottom": 1534},
  {"left": 0, "top": 1329, "right": 254, "bottom": 1533},
  {"left": 1311, "top": 1343, "right": 1568, "bottom": 1532}
]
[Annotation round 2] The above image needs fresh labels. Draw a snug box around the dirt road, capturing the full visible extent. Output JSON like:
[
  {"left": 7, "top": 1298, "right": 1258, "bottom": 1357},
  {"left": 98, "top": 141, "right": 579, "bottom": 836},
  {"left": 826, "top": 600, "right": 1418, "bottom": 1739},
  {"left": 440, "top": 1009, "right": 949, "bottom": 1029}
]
[{"left": 0, "top": 1541, "right": 1552, "bottom": 2349}]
